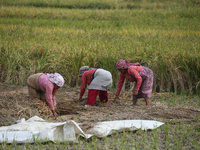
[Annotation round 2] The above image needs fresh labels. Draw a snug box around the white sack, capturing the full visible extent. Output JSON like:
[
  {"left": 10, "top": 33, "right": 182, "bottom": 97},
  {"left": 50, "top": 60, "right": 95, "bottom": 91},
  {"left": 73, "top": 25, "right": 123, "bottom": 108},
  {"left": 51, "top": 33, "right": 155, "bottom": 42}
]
[
  {"left": 88, "top": 69, "right": 112, "bottom": 90},
  {"left": 0, "top": 116, "right": 164, "bottom": 143},
  {"left": 89, "top": 120, "right": 164, "bottom": 137}
]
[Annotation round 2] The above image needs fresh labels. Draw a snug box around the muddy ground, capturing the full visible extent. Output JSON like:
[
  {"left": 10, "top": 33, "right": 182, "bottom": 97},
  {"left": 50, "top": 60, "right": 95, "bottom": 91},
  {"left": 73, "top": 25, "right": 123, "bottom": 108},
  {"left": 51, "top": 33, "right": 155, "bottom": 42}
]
[{"left": 0, "top": 82, "right": 200, "bottom": 133}]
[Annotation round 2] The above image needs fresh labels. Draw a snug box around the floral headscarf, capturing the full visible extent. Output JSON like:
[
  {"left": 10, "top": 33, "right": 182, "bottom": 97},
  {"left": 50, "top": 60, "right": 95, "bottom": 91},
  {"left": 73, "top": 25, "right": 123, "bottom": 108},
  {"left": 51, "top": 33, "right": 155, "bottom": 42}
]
[
  {"left": 47, "top": 73, "right": 65, "bottom": 87},
  {"left": 79, "top": 66, "right": 90, "bottom": 77},
  {"left": 116, "top": 60, "right": 140, "bottom": 70}
]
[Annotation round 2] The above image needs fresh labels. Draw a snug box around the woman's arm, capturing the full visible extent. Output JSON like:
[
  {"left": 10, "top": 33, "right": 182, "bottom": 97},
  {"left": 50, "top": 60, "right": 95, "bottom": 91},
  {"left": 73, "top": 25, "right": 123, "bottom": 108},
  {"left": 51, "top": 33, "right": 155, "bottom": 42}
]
[
  {"left": 80, "top": 74, "right": 87, "bottom": 97},
  {"left": 52, "top": 88, "right": 59, "bottom": 107},
  {"left": 45, "top": 84, "right": 56, "bottom": 111},
  {"left": 116, "top": 73, "right": 125, "bottom": 96}
]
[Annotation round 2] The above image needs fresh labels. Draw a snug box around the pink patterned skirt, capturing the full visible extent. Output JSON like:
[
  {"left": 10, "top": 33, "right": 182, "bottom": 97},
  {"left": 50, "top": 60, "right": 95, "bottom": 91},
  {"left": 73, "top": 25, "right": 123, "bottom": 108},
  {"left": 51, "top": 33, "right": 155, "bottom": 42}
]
[{"left": 133, "top": 66, "right": 154, "bottom": 99}]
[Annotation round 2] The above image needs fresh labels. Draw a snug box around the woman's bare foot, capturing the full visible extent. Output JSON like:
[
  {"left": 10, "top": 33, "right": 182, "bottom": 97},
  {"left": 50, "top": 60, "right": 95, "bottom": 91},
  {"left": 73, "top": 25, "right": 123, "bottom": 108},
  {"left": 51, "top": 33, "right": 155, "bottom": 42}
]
[
  {"left": 145, "top": 98, "right": 150, "bottom": 105},
  {"left": 133, "top": 99, "right": 138, "bottom": 105},
  {"left": 84, "top": 105, "right": 91, "bottom": 108}
]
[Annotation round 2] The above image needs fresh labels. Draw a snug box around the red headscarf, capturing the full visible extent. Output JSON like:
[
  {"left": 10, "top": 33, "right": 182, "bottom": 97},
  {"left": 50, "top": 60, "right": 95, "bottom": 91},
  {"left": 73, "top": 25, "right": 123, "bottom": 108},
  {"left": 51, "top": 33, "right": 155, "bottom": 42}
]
[
  {"left": 116, "top": 60, "right": 140, "bottom": 70},
  {"left": 79, "top": 66, "right": 90, "bottom": 77}
]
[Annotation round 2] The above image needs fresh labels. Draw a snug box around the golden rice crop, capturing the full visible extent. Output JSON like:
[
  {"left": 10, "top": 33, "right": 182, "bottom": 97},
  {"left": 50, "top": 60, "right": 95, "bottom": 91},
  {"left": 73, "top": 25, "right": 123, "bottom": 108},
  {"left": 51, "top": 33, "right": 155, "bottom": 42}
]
[{"left": 0, "top": 0, "right": 199, "bottom": 93}]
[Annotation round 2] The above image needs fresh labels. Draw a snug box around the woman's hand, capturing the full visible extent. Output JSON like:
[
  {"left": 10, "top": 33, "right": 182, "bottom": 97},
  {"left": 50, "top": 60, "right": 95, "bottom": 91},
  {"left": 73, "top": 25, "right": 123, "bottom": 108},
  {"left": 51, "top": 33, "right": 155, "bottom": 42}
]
[
  {"left": 78, "top": 96, "right": 82, "bottom": 102},
  {"left": 133, "top": 90, "right": 139, "bottom": 95},
  {"left": 113, "top": 95, "right": 119, "bottom": 102},
  {"left": 52, "top": 110, "right": 58, "bottom": 117}
]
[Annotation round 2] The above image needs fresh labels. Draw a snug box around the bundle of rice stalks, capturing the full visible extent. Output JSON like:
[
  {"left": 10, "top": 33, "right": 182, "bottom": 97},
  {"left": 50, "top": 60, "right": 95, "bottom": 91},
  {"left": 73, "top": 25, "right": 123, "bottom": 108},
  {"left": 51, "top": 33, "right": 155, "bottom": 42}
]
[{"left": 32, "top": 98, "right": 54, "bottom": 118}]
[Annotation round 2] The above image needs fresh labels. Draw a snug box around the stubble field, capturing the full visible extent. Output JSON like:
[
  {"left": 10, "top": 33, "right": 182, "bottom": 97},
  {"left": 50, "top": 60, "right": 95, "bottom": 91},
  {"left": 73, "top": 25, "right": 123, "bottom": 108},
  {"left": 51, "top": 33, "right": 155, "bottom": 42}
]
[{"left": 0, "top": 83, "right": 200, "bottom": 149}]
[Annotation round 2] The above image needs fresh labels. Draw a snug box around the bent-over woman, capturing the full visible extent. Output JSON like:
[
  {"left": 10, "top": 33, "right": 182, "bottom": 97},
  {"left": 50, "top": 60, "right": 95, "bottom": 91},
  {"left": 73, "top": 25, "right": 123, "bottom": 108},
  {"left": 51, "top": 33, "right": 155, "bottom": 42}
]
[
  {"left": 78, "top": 66, "right": 113, "bottom": 106},
  {"left": 27, "top": 73, "right": 64, "bottom": 117},
  {"left": 114, "top": 60, "right": 153, "bottom": 105}
]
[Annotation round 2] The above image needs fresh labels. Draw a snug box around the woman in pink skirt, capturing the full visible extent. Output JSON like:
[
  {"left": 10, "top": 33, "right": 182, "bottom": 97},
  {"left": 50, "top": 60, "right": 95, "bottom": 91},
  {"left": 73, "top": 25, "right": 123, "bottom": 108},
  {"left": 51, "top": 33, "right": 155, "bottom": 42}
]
[
  {"left": 114, "top": 60, "right": 153, "bottom": 105},
  {"left": 78, "top": 66, "right": 112, "bottom": 106}
]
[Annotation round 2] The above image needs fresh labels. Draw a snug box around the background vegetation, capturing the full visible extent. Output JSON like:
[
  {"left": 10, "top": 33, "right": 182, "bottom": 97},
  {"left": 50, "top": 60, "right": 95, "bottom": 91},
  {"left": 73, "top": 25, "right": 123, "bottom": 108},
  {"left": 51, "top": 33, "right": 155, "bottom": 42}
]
[{"left": 0, "top": 0, "right": 199, "bottom": 93}]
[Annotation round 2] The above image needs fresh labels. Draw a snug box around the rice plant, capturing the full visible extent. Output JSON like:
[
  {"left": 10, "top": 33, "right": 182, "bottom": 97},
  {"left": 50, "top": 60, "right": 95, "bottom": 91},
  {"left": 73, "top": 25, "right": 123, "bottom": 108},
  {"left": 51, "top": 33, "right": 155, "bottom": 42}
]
[{"left": 0, "top": 0, "right": 199, "bottom": 93}]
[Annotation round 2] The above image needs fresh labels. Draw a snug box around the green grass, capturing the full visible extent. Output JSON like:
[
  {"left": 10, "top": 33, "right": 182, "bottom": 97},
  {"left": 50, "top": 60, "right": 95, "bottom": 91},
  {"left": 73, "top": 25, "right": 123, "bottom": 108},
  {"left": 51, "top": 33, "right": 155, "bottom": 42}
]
[
  {"left": 0, "top": 0, "right": 200, "bottom": 93},
  {"left": 1, "top": 0, "right": 198, "bottom": 9}
]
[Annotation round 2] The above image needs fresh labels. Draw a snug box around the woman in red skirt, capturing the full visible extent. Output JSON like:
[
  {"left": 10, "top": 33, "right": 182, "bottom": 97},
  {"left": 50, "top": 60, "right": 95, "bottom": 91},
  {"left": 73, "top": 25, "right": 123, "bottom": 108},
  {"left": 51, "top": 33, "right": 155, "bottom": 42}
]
[
  {"left": 78, "top": 66, "right": 112, "bottom": 106},
  {"left": 114, "top": 60, "right": 154, "bottom": 105}
]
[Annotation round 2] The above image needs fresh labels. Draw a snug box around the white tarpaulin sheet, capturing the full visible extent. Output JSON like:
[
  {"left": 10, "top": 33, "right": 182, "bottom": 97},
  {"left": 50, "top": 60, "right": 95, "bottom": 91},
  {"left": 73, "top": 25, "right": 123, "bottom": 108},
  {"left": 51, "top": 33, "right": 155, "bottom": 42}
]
[{"left": 0, "top": 116, "right": 164, "bottom": 143}]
